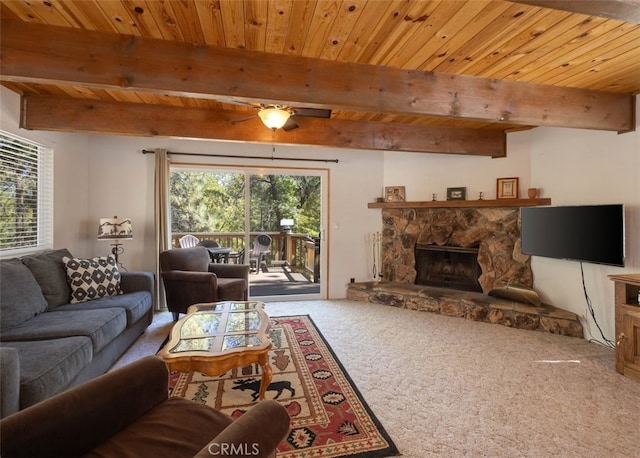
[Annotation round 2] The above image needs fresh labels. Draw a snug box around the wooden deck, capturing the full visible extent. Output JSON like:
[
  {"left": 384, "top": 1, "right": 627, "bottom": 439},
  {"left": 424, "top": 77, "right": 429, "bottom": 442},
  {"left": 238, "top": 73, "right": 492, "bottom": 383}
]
[{"left": 249, "top": 265, "right": 320, "bottom": 298}]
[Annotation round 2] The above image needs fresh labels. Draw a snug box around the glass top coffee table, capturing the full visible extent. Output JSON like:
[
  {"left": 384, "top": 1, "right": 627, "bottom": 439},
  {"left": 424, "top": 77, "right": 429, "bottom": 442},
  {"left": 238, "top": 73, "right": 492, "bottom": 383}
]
[{"left": 158, "top": 300, "right": 273, "bottom": 400}]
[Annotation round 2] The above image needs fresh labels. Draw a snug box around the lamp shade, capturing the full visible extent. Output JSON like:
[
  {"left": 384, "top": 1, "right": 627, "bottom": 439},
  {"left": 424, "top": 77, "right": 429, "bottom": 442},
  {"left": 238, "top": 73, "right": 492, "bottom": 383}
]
[
  {"left": 258, "top": 108, "right": 291, "bottom": 130},
  {"left": 98, "top": 216, "right": 133, "bottom": 240}
]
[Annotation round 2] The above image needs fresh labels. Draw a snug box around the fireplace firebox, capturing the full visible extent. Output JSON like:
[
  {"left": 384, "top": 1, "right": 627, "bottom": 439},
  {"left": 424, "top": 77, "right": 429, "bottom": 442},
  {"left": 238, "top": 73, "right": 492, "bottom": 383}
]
[{"left": 415, "top": 244, "right": 482, "bottom": 292}]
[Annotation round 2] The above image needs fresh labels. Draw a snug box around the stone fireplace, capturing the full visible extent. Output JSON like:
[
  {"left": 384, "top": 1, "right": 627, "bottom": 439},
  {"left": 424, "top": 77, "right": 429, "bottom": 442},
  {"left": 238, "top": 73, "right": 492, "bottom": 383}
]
[
  {"left": 347, "top": 202, "right": 583, "bottom": 338},
  {"left": 381, "top": 207, "right": 533, "bottom": 293}
]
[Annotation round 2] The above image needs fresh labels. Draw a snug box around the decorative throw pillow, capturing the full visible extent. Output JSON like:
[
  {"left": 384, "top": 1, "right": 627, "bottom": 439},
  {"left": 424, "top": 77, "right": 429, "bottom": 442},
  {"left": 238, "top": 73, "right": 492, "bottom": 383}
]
[
  {"left": 0, "top": 259, "right": 49, "bottom": 330},
  {"left": 62, "top": 255, "right": 122, "bottom": 304}
]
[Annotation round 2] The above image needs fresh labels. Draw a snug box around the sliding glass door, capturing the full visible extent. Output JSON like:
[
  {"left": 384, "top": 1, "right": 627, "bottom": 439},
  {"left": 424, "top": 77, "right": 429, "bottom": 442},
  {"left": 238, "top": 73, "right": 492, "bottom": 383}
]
[{"left": 170, "top": 165, "right": 327, "bottom": 300}]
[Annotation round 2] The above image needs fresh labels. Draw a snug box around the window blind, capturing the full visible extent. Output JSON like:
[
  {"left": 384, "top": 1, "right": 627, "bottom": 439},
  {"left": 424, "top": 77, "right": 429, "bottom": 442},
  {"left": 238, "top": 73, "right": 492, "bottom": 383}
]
[{"left": 0, "top": 131, "right": 53, "bottom": 256}]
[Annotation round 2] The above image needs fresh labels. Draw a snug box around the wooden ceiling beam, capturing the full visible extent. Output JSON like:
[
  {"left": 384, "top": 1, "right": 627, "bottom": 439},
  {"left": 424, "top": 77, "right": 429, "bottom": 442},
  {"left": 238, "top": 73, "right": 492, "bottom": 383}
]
[
  {"left": 509, "top": 1, "right": 640, "bottom": 24},
  {"left": 1, "top": 19, "right": 634, "bottom": 132},
  {"left": 20, "top": 94, "right": 506, "bottom": 157}
]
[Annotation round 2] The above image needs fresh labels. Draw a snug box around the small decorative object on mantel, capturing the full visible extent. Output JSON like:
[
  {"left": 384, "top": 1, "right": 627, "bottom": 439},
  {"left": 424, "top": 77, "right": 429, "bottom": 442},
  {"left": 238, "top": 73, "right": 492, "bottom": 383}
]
[
  {"left": 432, "top": 193, "right": 437, "bottom": 201},
  {"left": 527, "top": 187, "right": 538, "bottom": 199},
  {"left": 446, "top": 187, "right": 466, "bottom": 201},
  {"left": 497, "top": 177, "right": 519, "bottom": 199},
  {"left": 385, "top": 186, "right": 406, "bottom": 202},
  {"left": 478, "top": 192, "right": 484, "bottom": 200}
]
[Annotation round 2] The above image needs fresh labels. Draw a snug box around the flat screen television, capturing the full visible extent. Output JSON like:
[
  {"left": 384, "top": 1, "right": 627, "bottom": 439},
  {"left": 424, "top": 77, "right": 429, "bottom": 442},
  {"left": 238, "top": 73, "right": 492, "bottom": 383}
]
[{"left": 520, "top": 204, "right": 625, "bottom": 267}]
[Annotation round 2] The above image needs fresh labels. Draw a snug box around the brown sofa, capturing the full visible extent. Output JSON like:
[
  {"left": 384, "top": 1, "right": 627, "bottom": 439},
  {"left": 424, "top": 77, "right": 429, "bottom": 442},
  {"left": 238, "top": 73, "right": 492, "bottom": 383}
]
[
  {"left": 160, "top": 247, "right": 250, "bottom": 320},
  {"left": 0, "top": 355, "right": 290, "bottom": 458}
]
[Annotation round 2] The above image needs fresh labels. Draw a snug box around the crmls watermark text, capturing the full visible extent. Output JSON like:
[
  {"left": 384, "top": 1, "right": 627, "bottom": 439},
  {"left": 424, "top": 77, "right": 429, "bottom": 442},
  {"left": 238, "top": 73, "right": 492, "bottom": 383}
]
[{"left": 208, "top": 443, "right": 260, "bottom": 456}]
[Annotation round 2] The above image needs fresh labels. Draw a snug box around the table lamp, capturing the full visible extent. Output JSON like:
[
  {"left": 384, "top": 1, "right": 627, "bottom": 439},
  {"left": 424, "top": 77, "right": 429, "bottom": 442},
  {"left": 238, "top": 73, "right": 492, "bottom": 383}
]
[{"left": 97, "top": 216, "right": 132, "bottom": 264}]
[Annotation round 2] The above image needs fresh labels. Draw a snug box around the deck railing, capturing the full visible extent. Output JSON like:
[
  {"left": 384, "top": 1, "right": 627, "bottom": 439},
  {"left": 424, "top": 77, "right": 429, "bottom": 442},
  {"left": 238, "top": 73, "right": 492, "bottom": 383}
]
[{"left": 171, "top": 231, "right": 319, "bottom": 281}]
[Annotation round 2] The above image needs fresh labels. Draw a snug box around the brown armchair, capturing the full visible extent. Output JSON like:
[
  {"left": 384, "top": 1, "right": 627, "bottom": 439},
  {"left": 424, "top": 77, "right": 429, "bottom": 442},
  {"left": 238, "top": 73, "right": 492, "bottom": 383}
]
[
  {"left": 160, "top": 247, "right": 249, "bottom": 320},
  {"left": 0, "top": 356, "right": 291, "bottom": 458}
]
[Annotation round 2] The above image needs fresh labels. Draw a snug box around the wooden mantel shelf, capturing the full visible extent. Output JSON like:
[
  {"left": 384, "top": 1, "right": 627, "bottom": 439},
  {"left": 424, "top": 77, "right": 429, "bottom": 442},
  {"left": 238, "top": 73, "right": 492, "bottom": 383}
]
[{"left": 368, "top": 198, "right": 551, "bottom": 209}]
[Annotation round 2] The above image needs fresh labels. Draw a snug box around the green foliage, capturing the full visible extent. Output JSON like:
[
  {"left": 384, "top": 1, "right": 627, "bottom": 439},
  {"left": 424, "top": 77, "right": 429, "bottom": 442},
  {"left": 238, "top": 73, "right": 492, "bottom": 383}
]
[
  {"left": 170, "top": 170, "right": 320, "bottom": 236},
  {"left": 170, "top": 171, "right": 245, "bottom": 233},
  {"left": 0, "top": 136, "right": 38, "bottom": 249}
]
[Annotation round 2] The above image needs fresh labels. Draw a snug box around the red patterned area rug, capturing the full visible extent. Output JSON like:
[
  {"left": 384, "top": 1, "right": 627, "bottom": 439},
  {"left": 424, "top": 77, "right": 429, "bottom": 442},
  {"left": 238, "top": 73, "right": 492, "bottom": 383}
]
[{"left": 169, "top": 315, "right": 399, "bottom": 458}]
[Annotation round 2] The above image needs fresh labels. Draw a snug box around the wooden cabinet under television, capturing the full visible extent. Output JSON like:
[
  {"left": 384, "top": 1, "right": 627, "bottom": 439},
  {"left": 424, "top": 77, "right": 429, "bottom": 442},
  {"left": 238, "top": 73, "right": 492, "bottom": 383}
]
[{"left": 609, "top": 274, "right": 640, "bottom": 382}]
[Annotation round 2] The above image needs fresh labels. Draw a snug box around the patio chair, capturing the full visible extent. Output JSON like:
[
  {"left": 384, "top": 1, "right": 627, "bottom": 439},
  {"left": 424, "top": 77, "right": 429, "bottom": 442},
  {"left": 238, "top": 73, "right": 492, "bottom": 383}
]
[
  {"left": 179, "top": 234, "right": 200, "bottom": 248},
  {"left": 227, "top": 248, "right": 245, "bottom": 264},
  {"left": 249, "top": 234, "right": 272, "bottom": 274},
  {"left": 197, "top": 239, "right": 222, "bottom": 262}
]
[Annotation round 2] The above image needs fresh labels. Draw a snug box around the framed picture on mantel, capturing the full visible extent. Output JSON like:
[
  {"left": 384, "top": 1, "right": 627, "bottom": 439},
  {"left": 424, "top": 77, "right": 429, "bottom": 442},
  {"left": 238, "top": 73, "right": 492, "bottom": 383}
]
[
  {"left": 385, "top": 186, "right": 406, "bottom": 202},
  {"left": 497, "top": 177, "right": 519, "bottom": 199},
  {"left": 446, "top": 187, "right": 466, "bottom": 201}
]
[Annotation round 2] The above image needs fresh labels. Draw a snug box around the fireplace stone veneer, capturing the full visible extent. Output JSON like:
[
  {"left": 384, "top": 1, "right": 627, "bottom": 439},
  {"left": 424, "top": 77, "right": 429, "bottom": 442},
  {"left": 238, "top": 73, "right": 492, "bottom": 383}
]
[
  {"left": 381, "top": 207, "right": 532, "bottom": 293},
  {"left": 347, "top": 204, "right": 583, "bottom": 337}
]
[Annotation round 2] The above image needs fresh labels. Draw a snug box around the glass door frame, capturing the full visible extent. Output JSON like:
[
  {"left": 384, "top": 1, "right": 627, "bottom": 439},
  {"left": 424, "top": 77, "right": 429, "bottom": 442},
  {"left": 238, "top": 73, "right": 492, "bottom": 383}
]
[
  {"left": 243, "top": 165, "right": 328, "bottom": 301},
  {"left": 170, "top": 161, "right": 328, "bottom": 301}
]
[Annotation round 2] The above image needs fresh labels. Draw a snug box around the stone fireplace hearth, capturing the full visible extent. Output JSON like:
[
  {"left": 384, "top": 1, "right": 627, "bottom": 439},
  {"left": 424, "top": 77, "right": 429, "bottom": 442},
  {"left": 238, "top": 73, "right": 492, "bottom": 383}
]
[
  {"left": 346, "top": 281, "right": 583, "bottom": 337},
  {"left": 381, "top": 207, "right": 532, "bottom": 293}
]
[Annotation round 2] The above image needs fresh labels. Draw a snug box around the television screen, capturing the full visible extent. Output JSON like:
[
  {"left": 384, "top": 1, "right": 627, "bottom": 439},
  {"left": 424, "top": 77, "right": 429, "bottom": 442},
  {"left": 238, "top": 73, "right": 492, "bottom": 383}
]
[{"left": 520, "top": 204, "right": 625, "bottom": 267}]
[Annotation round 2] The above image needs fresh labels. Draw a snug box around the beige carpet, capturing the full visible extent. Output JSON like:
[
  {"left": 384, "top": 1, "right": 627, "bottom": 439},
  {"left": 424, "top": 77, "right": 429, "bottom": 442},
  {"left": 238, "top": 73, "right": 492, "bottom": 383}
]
[{"left": 113, "top": 299, "right": 640, "bottom": 457}]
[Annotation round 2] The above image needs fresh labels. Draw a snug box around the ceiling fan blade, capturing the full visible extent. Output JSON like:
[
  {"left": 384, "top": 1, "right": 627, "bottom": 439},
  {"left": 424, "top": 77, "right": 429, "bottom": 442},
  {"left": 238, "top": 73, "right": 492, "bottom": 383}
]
[
  {"left": 282, "top": 118, "right": 299, "bottom": 131},
  {"left": 220, "top": 99, "right": 262, "bottom": 109},
  {"left": 291, "top": 108, "right": 332, "bottom": 118},
  {"left": 230, "top": 114, "right": 258, "bottom": 124}
]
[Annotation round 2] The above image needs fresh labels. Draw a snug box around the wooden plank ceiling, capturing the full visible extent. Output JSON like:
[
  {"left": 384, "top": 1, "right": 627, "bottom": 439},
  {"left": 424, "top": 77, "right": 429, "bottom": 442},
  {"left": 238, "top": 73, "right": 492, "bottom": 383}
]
[{"left": 1, "top": 0, "right": 638, "bottom": 157}]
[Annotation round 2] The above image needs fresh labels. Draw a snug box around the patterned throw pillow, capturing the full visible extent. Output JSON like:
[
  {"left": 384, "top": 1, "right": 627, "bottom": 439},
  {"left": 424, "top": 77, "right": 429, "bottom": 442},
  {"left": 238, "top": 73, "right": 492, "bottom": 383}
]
[{"left": 62, "top": 255, "right": 122, "bottom": 304}]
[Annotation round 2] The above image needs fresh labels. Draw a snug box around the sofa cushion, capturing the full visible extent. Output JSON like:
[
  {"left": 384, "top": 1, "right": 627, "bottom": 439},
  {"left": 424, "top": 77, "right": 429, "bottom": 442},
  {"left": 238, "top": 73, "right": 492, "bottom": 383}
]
[
  {"left": 0, "top": 347, "right": 20, "bottom": 418},
  {"left": 21, "top": 248, "right": 73, "bottom": 309},
  {"left": 0, "top": 337, "right": 93, "bottom": 410},
  {"left": 0, "top": 308, "right": 126, "bottom": 354},
  {"left": 216, "top": 278, "right": 247, "bottom": 301},
  {"left": 85, "top": 397, "right": 233, "bottom": 458},
  {"left": 55, "top": 291, "right": 152, "bottom": 327},
  {"left": 0, "top": 259, "right": 48, "bottom": 331},
  {"left": 63, "top": 255, "right": 122, "bottom": 304}
]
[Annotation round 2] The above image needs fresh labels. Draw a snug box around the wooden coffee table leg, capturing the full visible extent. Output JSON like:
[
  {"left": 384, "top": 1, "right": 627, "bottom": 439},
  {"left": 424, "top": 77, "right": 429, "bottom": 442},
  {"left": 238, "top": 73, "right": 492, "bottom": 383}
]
[{"left": 258, "top": 352, "right": 273, "bottom": 400}]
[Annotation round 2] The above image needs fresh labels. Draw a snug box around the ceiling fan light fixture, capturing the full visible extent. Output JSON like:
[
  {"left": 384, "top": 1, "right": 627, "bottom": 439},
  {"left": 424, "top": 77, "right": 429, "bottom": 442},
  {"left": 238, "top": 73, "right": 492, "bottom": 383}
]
[{"left": 258, "top": 107, "right": 291, "bottom": 130}]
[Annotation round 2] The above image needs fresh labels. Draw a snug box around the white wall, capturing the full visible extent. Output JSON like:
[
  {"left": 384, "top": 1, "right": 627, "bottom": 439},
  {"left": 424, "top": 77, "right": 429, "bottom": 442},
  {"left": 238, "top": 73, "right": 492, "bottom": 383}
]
[
  {"left": 528, "top": 120, "right": 639, "bottom": 343},
  {"left": 382, "top": 130, "right": 533, "bottom": 201},
  {"left": 380, "top": 99, "right": 640, "bottom": 342}
]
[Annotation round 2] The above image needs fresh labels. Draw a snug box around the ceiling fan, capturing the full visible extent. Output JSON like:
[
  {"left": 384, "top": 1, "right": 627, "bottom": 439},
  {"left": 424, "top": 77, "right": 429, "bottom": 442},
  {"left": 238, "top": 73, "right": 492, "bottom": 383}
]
[{"left": 230, "top": 103, "right": 332, "bottom": 131}]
